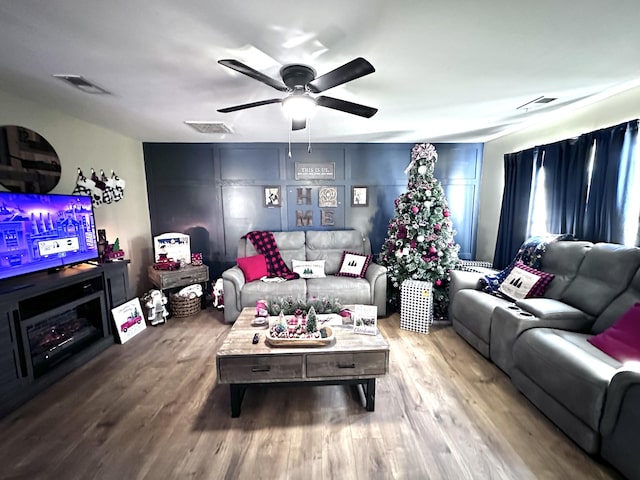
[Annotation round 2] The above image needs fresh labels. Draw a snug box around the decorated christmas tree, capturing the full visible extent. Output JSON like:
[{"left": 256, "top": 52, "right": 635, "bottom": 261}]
[{"left": 380, "top": 143, "right": 461, "bottom": 318}]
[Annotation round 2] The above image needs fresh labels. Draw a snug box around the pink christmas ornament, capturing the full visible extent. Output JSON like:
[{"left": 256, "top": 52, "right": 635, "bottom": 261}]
[
  {"left": 444, "top": 210, "right": 450, "bottom": 217},
  {"left": 411, "top": 206, "right": 419, "bottom": 213},
  {"left": 436, "top": 279, "right": 442, "bottom": 286},
  {"left": 434, "top": 224, "right": 441, "bottom": 231},
  {"left": 429, "top": 246, "right": 437, "bottom": 254}
]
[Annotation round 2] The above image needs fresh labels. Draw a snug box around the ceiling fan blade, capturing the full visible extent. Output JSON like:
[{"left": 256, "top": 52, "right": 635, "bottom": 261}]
[
  {"left": 307, "top": 57, "right": 375, "bottom": 93},
  {"left": 218, "top": 59, "right": 288, "bottom": 92},
  {"left": 217, "top": 98, "right": 282, "bottom": 113},
  {"left": 292, "top": 118, "right": 306, "bottom": 131},
  {"left": 316, "top": 96, "right": 378, "bottom": 118}
]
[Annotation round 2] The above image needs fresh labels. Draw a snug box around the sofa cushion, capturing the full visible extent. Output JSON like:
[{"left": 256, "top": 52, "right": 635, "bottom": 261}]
[
  {"left": 513, "top": 328, "right": 621, "bottom": 430},
  {"left": 240, "top": 231, "right": 306, "bottom": 269},
  {"left": 292, "top": 259, "right": 326, "bottom": 279},
  {"left": 240, "top": 278, "right": 307, "bottom": 308},
  {"left": 237, "top": 254, "right": 267, "bottom": 282},
  {"left": 336, "top": 251, "right": 372, "bottom": 278},
  {"left": 498, "top": 262, "right": 555, "bottom": 300},
  {"left": 560, "top": 243, "right": 640, "bottom": 318},
  {"left": 307, "top": 276, "right": 371, "bottom": 305},
  {"left": 540, "top": 241, "right": 592, "bottom": 299},
  {"left": 592, "top": 266, "right": 640, "bottom": 333},
  {"left": 305, "top": 230, "right": 368, "bottom": 274},
  {"left": 588, "top": 303, "right": 640, "bottom": 362}
]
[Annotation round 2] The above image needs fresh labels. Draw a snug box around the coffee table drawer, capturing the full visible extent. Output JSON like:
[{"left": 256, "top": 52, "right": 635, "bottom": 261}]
[
  {"left": 306, "top": 352, "right": 387, "bottom": 378},
  {"left": 218, "top": 355, "right": 303, "bottom": 383}
]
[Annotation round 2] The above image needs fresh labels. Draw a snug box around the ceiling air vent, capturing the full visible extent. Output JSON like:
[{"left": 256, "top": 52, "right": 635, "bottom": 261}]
[
  {"left": 516, "top": 95, "right": 558, "bottom": 111},
  {"left": 53, "top": 74, "right": 110, "bottom": 94},
  {"left": 185, "top": 121, "right": 233, "bottom": 134}
]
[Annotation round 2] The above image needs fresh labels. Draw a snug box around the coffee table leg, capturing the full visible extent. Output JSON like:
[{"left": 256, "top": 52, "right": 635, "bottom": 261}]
[
  {"left": 230, "top": 384, "right": 246, "bottom": 418},
  {"left": 363, "top": 379, "right": 376, "bottom": 411}
]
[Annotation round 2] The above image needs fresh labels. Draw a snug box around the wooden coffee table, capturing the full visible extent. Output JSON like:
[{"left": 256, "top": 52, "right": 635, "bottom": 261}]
[{"left": 216, "top": 307, "right": 390, "bottom": 417}]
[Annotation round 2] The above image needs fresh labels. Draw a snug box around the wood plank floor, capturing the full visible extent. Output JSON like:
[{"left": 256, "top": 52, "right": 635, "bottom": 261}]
[{"left": 0, "top": 309, "right": 622, "bottom": 480}]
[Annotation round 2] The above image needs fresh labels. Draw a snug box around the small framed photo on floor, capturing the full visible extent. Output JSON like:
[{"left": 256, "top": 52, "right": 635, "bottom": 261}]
[
  {"left": 112, "top": 298, "right": 146, "bottom": 344},
  {"left": 351, "top": 186, "right": 368, "bottom": 207}
]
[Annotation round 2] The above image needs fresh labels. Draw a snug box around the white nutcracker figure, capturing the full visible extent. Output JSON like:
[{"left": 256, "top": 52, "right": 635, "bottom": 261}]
[{"left": 144, "top": 289, "right": 168, "bottom": 326}]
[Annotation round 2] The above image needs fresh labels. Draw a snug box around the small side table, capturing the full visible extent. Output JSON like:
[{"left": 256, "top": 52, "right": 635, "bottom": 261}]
[{"left": 148, "top": 264, "right": 209, "bottom": 309}]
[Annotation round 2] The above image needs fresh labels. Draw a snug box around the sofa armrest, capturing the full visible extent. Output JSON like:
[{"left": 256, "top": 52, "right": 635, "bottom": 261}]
[
  {"left": 449, "top": 270, "right": 485, "bottom": 308},
  {"left": 222, "top": 266, "right": 246, "bottom": 323},
  {"left": 364, "top": 262, "right": 386, "bottom": 284},
  {"left": 365, "top": 262, "right": 387, "bottom": 316},
  {"left": 515, "top": 298, "right": 593, "bottom": 326},
  {"left": 600, "top": 363, "right": 640, "bottom": 435}
]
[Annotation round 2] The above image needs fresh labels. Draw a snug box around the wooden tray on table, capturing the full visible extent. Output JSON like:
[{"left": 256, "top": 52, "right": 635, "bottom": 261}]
[{"left": 265, "top": 326, "right": 334, "bottom": 348}]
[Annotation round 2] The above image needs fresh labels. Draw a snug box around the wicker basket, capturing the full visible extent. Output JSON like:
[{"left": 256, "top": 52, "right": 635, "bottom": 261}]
[{"left": 170, "top": 294, "right": 201, "bottom": 317}]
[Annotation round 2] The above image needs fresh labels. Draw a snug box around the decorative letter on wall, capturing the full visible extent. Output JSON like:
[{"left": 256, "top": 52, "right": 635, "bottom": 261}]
[
  {"left": 296, "top": 210, "right": 313, "bottom": 226},
  {"left": 321, "top": 210, "right": 335, "bottom": 226},
  {"left": 297, "top": 187, "right": 312, "bottom": 205}
]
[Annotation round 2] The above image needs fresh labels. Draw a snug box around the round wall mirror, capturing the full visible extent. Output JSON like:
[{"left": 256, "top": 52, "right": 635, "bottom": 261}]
[{"left": 0, "top": 125, "right": 61, "bottom": 193}]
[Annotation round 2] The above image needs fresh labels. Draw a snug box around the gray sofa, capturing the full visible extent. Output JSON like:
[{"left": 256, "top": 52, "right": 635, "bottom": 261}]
[
  {"left": 449, "top": 241, "right": 640, "bottom": 480},
  {"left": 222, "top": 230, "right": 387, "bottom": 324}
]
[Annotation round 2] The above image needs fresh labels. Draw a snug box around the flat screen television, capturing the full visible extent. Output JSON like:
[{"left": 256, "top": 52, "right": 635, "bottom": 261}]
[{"left": 0, "top": 192, "right": 99, "bottom": 281}]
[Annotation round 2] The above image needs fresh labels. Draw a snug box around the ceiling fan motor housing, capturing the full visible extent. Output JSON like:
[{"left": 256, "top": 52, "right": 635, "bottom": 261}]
[{"left": 280, "top": 64, "right": 316, "bottom": 89}]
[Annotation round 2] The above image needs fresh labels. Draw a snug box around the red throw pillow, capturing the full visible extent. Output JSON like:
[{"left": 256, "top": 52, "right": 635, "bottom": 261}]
[
  {"left": 237, "top": 254, "right": 268, "bottom": 282},
  {"left": 588, "top": 303, "right": 640, "bottom": 363}
]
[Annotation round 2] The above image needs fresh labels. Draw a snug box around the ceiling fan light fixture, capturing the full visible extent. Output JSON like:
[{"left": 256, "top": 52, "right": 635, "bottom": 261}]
[{"left": 282, "top": 94, "right": 316, "bottom": 120}]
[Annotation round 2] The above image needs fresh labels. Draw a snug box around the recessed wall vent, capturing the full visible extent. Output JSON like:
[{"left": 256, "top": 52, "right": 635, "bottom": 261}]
[
  {"left": 184, "top": 121, "right": 234, "bottom": 134},
  {"left": 53, "top": 74, "right": 110, "bottom": 94},
  {"left": 516, "top": 95, "right": 558, "bottom": 110}
]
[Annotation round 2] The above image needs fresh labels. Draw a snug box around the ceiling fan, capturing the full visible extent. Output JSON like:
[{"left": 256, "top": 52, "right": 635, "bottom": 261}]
[{"left": 217, "top": 57, "right": 378, "bottom": 130}]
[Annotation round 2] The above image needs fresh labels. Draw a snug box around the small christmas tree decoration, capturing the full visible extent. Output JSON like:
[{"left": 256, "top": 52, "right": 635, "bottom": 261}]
[
  {"left": 381, "top": 143, "right": 461, "bottom": 318},
  {"left": 306, "top": 306, "right": 318, "bottom": 333}
]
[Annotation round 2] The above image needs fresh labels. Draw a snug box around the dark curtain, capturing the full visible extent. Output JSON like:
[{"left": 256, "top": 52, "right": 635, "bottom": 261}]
[
  {"left": 493, "top": 148, "right": 536, "bottom": 269},
  {"left": 542, "top": 137, "right": 592, "bottom": 237},
  {"left": 583, "top": 121, "right": 638, "bottom": 243}
]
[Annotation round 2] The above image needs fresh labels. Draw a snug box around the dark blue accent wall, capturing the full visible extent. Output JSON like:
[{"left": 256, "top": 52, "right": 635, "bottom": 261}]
[{"left": 143, "top": 142, "right": 483, "bottom": 278}]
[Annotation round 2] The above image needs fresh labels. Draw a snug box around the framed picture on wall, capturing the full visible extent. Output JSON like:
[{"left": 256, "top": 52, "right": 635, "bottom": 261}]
[
  {"left": 351, "top": 186, "right": 368, "bottom": 207},
  {"left": 264, "top": 186, "right": 281, "bottom": 207},
  {"left": 318, "top": 186, "right": 338, "bottom": 207}
]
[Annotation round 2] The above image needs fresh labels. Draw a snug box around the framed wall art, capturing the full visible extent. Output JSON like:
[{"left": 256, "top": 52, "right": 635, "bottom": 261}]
[
  {"left": 351, "top": 186, "right": 368, "bottom": 207},
  {"left": 264, "top": 186, "right": 281, "bottom": 207},
  {"left": 318, "top": 186, "right": 338, "bottom": 207}
]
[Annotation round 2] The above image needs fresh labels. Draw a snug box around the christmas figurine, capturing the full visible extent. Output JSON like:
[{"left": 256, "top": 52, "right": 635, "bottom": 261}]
[{"left": 143, "top": 289, "right": 168, "bottom": 326}]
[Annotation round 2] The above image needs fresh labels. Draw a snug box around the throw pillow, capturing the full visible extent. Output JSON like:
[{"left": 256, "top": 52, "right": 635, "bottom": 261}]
[
  {"left": 292, "top": 259, "right": 326, "bottom": 279},
  {"left": 588, "top": 303, "right": 640, "bottom": 363},
  {"left": 498, "top": 262, "right": 555, "bottom": 300},
  {"left": 237, "top": 254, "right": 268, "bottom": 282},
  {"left": 336, "top": 251, "right": 372, "bottom": 278}
]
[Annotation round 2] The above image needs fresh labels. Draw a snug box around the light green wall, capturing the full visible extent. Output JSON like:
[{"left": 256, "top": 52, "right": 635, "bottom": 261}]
[
  {"left": 0, "top": 89, "right": 152, "bottom": 295},
  {"left": 478, "top": 84, "right": 640, "bottom": 262}
]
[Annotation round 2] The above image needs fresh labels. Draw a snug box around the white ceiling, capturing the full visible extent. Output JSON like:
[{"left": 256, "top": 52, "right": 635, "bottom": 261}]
[{"left": 1, "top": 1, "right": 639, "bottom": 144}]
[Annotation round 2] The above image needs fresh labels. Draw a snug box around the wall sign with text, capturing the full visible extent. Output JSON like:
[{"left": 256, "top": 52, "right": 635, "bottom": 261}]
[{"left": 295, "top": 162, "right": 335, "bottom": 180}]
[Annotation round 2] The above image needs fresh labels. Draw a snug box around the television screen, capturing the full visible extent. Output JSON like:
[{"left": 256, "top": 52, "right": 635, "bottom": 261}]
[{"left": 0, "top": 192, "right": 99, "bottom": 281}]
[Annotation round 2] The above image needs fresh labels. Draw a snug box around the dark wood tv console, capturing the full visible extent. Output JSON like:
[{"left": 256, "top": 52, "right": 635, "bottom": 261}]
[{"left": 0, "top": 261, "right": 129, "bottom": 418}]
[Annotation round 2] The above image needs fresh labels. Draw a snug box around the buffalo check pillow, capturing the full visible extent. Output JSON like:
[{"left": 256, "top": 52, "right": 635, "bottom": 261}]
[
  {"left": 336, "top": 251, "right": 372, "bottom": 278},
  {"left": 498, "top": 261, "right": 555, "bottom": 300}
]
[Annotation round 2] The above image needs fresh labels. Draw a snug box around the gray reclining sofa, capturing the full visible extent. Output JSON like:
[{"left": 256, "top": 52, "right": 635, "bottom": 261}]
[
  {"left": 449, "top": 241, "right": 640, "bottom": 480},
  {"left": 222, "top": 230, "right": 387, "bottom": 324}
]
